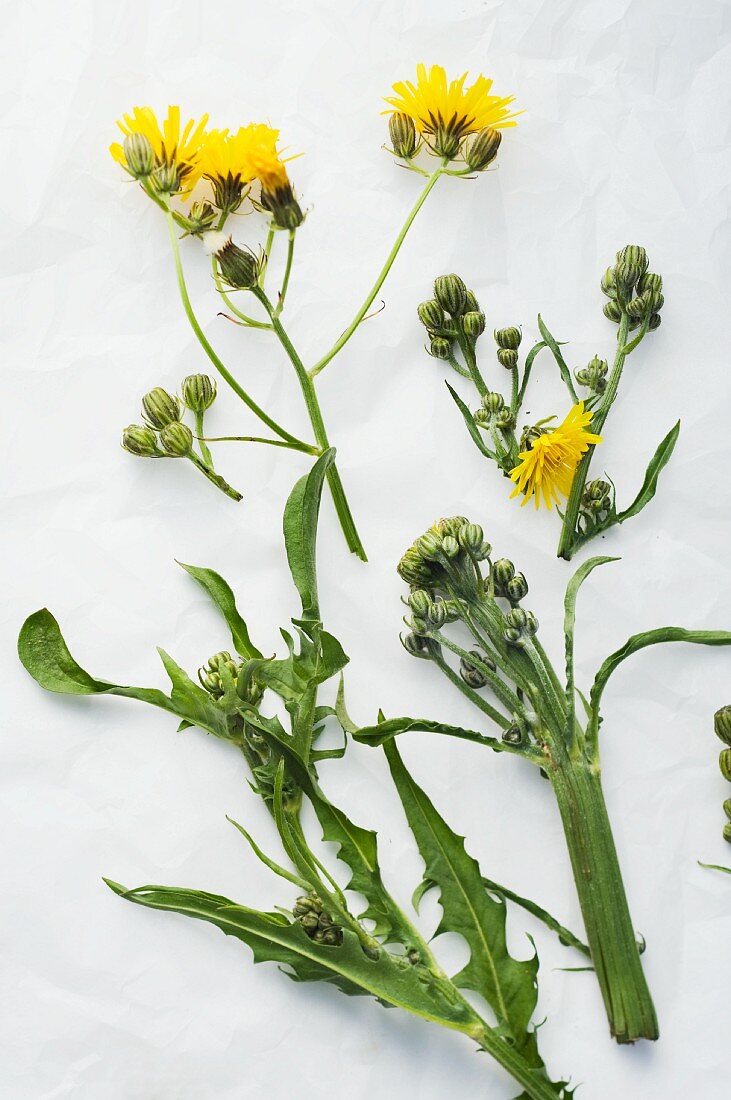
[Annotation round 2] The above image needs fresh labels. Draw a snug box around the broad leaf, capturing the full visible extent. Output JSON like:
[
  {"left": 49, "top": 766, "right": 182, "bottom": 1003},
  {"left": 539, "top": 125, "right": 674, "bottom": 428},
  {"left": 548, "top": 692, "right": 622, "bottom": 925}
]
[
  {"left": 446, "top": 382, "right": 495, "bottom": 458},
  {"left": 103, "top": 880, "right": 476, "bottom": 1026},
  {"left": 18, "top": 609, "right": 228, "bottom": 738},
  {"left": 283, "top": 448, "right": 335, "bottom": 621},
  {"left": 384, "top": 742, "right": 543, "bottom": 1068},
  {"left": 178, "top": 562, "right": 262, "bottom": 659},
  {"left": 617, "top": 420, "right": 680, "bottom": 524}
]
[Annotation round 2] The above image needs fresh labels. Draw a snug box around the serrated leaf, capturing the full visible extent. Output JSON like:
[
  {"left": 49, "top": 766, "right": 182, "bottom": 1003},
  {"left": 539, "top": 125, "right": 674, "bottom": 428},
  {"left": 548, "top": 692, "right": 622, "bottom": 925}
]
[
  {"left": 18, "top": 610, "right": 227, "bottom": 738},
  {"left": 283, "top": 449, "right": 335, "bottom": 621},
  {"left": 103, "top": 880, "right": 476, "bottom": 1026},
  {"left": 616, "top": 420, "right": 680, "bottom": 524},
  {"left": 383, "top": 741, "right": 543, "bottom": 1068},
  {"left": 178, "top": 562, "right": 262, "bottom": 659}
]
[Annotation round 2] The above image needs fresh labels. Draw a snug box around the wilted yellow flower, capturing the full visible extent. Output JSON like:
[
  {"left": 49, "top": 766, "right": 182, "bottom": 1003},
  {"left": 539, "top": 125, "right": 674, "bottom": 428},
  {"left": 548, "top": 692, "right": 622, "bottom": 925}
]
[
  {"left": 509, "top": 403, "right": 602, "bottom": 510},
  {"left": 110, "top": 106, "right": 209, "bottom": 189},
  {"left": 384, "top": 63, "right": 520, "bottom": 158},
  {"left": 199, "top": 123, "right": 302, "bottom": 226}
]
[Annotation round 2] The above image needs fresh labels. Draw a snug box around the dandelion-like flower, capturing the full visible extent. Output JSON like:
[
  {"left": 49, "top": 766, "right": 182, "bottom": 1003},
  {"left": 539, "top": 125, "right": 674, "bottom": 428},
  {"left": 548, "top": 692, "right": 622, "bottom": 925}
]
[
  {"left": 110, "top": 106, "right": 210, "bottom": 190},
  {"left": 509, "top": 403, "right": 602, "bottom": 510},
  {"left": 384, "top": 63, "right": 520, "bottom": 159}
]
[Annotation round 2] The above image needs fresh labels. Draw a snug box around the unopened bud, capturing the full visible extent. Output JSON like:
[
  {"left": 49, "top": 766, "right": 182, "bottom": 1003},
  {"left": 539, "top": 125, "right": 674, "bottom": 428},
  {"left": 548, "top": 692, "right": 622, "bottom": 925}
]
[
  {"left": 638, "top": 272, "right": 662, "bottom": 295},
  {"left": 614, "top": 260, "right": 640, "bottom": 301},
  {"left": 714, "top": 706, "right": 731, "bottom": 747},
  {"left": 494, "top": 326, "right": 522, "bottom": 350},
  {"left": 720, "top": 748, "right": 731, "bottom": 782},
  {"left": 418, "top": 299, "right": 446, "bottom": 331},
  {"left": 441, "top": 535, "right": 460, "bottom": 559},
  {"left": 182, "top": 374, "right": 216, "bottom": 413},
  {"left": 482, "top": 391, "right": 504, "bottom": 414},
  {"left": 121, "top": 424, "right": 160, "bottom": 457},
  {"left": 492, "top": 558, "right": 515, "bottom": 588},
  {"left": 159, "top": 421, "right": 193, "bottom": 457},
  {"left": 430, "top": 336, "right": 453, "bottom": 360},
  {"left": 142, "top": 387, "right": 182, "bottom": 429},
  {"left": 464, "top": 127, "right": 502, "bottom": 171},
  {"left": 123, "top": 133, "right": 155, "bottom": 179},
  {"left": 150, "top": 161, "right": 180, "bottom": 195},
  {"left": 575, "top": 355, "right": 608, "bottom": 393},
  {"left": 216, "top": 238, "right": 260, "bottom": 290},
  {"left": 462, "top": 311, "right": 486, "bottom": 338},
  {"left": 616, "top": 245, "right": 649, "bottom": 275},
  {"left": 497, "top": 348, "right": 518, "bottom": 370},
  {"left": 600, "top": 267, "right": 617, "bottom": 299},
  {"left": 434, "top": 273, "right": 467, "bottom": 317},
  {"left": 457, "top": 523, "right": 485, "bottom": 554},
  {"left": 648, "top": 313, "right": 662, "bottom": 331},
  {"left": 416, "top": 532, "right": 443, "bottom": 561},
  {"left": 401, "top": 632, "right": 432, "bottom": 659},
  {"left": 408, "top": 589, "right": 432, "bottom": 616},
  {"left": 464, "top": 290, "right": 480, "bottom": 314},
  {"left": 506, "top": 573, "right": 528, "bottom": 602},
  {"left": 186, "top": 200, "right": 217, "bottom": 235},
  {"left": 603, "top": 299, "right": 622, "bottom": 323},
  {"left": 494, "top": 408, "right": 515, "bottom": 431},
  {"left": 389, "top": 112, "right": 418, "bottom": 159},
  {"left": 427, "top": 600, "right": 448, "bottom": 628}
]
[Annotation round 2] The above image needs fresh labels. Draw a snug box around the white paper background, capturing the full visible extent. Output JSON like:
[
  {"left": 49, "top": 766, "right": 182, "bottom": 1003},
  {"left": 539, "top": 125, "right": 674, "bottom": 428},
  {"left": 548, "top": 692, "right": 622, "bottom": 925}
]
[{"left": 2, "top": 1, "right": 731, "bottom": 1097}]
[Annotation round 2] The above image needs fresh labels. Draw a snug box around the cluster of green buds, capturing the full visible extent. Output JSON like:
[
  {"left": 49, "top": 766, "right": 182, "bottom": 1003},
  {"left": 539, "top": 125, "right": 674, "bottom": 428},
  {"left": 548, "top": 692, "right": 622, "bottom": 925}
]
[
  {"left": 714, "top": 706, "right": 731, "bottom": 843},
  {"left": 387, "top": 114, "right": 502, "bottom": 169},
  {"left": 292, "top": 893, "right": 343, "bottom": 946},
  {"left": 198, "top": 650, "right": 265, "bottom": 708},
  {"left": 581, "top": 478, "right": 613, "bottom": 519},
  {"left": 494, "top": 325, "right": 522, "bottom": 370},
  {"left": 417, "top": 274, "right": 485, "bottom": 361},
  {"left": 215, "top": 238, "right": 263, "bottom": 291},
  {"left": 575, "top": 354, "right": 608, "bottom": 396},
  {"left": 473, "top": 390, "right": 516, "bottom": 432},
  {"left": 601, "top": 245, "right": 664, "bottom": 332}
]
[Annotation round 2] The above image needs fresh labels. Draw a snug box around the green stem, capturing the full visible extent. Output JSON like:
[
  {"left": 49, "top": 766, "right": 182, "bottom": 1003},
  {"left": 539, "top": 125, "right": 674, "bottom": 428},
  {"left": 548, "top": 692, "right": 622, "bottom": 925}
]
[
  {"left": 309, "top": 162, "right": 447, "bottom": 379},
  {"left": 202, "top": 434, "right": 320, "bottom": 456},
  {"left": 465, "top": 1021, "right": 569, "bottom": 1100},
  {"left": 195, "top": 411, "right": 213, "bottom": 466},
  {"left": 456, "top": 329, "right": 487, "bottom": 397},
  {"left": 548, "top": 754, "right": 658, "bottom": 1043},
  {"left": 556, "top": 313, "right": 630, "bottom": 560},
  {"left": 211, "top": 258, "right": 272, "bottom": 329},
  {"left": 255, "top": 288, "right": 367, "bottom": 562},
  {"left": 187, "top": 453, "right": 242, "bottom": 501},
  {"left": 165, "top": 213, "right": 307, "bottom": 447},
  {"left": 275, "top": 230, "right": 296, "bottom": 316}
]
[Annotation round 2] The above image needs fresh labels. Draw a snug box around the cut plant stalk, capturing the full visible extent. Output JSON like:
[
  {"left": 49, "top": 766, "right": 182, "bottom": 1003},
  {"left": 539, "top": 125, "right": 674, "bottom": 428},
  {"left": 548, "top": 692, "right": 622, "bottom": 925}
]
[
  {"left": 353, "top": 520, "right": 731, "bottom": 1042},
  {"left": 19, "top": 453, "right": 577, "bottom": 1100}
]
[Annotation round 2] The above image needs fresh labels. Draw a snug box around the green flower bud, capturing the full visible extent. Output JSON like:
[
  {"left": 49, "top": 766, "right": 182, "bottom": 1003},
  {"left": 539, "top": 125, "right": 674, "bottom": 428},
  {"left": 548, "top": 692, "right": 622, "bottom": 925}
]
[
  {"left": 464, "top": 127, "right": 502, "bottom": 171},
  {"left": 616, "top": 245, "right": 649, "bottom": 275},
  {"left": 216, "top": 238, "right": 260, "bottom": 290},
  {"left": 427, "top": 600, "right": 448, "bottom": 628},
  {"left": 435, "top": 516, "right": 469, "bottom": 538},
  {"left": 464, "top": 290, "right": 480, "bottom": 314},
  {"left": 460, "top": 663, "right": 488, "bottom": 689},
  {"left": 482, "top": 391, "right": 504, "bottom": 414},
  {"left": 434, "top": 273, "right": 467, "bottom": 317},
  {"left": 575, "top": 355, "right": 608, "bottom": 393},
  {"left": 474, "top": 407, "right": 490, "bottom": 427},
  {"left": 494, "top": 408, "right": 516, "bottom": 431},
  {"left": 724, "top": 798, "right": 731, "bottom": 821},
  {"left": 142, "top": 387, "right": 182, "bottom": 430},
  {"left": 614, "top": 259, "right": 640, "bottom": 301},
  {"left": 714, "top": 705, "right": 731, "bottom": 747},
  {"left": 506, "top": 573, "right": 528, "bottom": 601},
  {"left": 720, "top": 748, "right": 731, "bottom": 782},
  {"left": 159, "top": 421, "right": 193, "bottom": 457},
  {"left": 638, "top": 272, "right": 662, "bottom": 295},
  {"left": 182, "top": 374, "right": 217, "bottom": 413},
  {"left": 600, "top": 266, "right": 617, "bottom": 299},
  {"left": 494, "top": 326, "right": 522, "bottom": 350},
  {"left": 505, "top": 607, "right": 528, "bottom": 631},
  {"left": 416, "top": 531, "right": 443, "bottom": 561},
  {"left": 123, "top": 133, "right": 154, "bottom": 179},
  {"left": 408, "top": 589, "right": 432, "bottom": 616},
  {"left": 418, "top": 299, "right": 446, "bottom": 331},
  {"left": 442, "top": 599, "right": 463, "bottom": 623},
  {"left": 582, "top": 478, "right": 612, "bottom": 514},
  {"left": 150, "top": 161, "right": 181, "bottom": 195},
  {"left": 492, "top": 558, "right": 515, "bottom": 588},
  {"left": 121, "top": 423, "right": 160, "bottom": 457},
  {"left": 648, "top": 312, "right": 662, "bottom": 331},
  {"left": 441, "top": 535, "right": 460, "bottom": 559},
  {"left": 462, "top": 311, "right": 486, "bottom": 338},
  {"left": 389, "top": 112, "right": 418, "bottom": 159},
  {"left": 603, "top": 299, "right": 622, "bottom": 323},
  {"left": 401, "top": 632, "right": 433, "bottom": 659},
  {"left": 430, "top": 336, "right": 453, "bottom": 360},
  {"left": 457, "top": 522, "right": 485, "bottom": 554},
  {"left": 186, "top": 200, "right": 217, "bottom": 236},
  {"left": 723, "top": 822, "right": 731, "bottom": 844},
  {"left": 497, "top": 348, "right": 518, "bottom": 370},
  {"left": 398, "top": 548, "right": 433, "bottom": 586}
]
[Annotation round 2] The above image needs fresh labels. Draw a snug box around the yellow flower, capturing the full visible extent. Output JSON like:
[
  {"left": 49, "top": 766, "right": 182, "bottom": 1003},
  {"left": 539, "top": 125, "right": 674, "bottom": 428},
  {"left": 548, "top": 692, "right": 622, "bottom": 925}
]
[
  {"left": 198, "top": 123, "right": 302, "bottom": 225},
  {"left": 110, "top": 106, "right": 209, "bottom": 188},
  {"left": 509, "top": 403, "right": 602, "bottom": 510},
  {"left": 384, "top": 63, "right": 520, "bottom": 158}
]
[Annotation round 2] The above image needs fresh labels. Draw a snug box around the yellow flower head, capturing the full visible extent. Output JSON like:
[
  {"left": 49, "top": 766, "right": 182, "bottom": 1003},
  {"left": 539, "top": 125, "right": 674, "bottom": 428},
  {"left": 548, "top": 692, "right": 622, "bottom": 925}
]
[
  {"left": 110, "top": 106, "right": 210, "bottom": 189},
  {"left": 509, "top": 403, "right": 602, "bottom": 510},
  {"left": 384, "top": 63, "right": 520, "bottom": 158}
]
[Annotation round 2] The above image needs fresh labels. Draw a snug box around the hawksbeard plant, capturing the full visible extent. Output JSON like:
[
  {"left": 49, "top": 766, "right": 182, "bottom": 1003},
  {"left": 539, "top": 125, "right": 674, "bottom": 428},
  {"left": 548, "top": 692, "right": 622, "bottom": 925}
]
[
  {"left": 417, "top": 246, "right": 678, "bottom": 559},
  {"left": 352, "top": 515, "right": 731, "bottom": 1043},
  {"left": 113, "top": 65, "right": 520, "bottom": 561}
]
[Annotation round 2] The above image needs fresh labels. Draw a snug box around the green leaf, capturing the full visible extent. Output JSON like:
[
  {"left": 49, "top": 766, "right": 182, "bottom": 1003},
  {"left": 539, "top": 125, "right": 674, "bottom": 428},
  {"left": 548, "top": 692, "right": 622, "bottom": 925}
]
[
  {"left": 536, "top": 315, "right": 579, "bottom": 403},
  {"left": 226, "top": 816, "right": 311, "bottom": 890},
  {"left": 591, "top": 626, "right": 731, "bottom": 724},
  {"left": 334, "top": 675, "right": 358, "bottom": 735},
  {"left": 563, "top": 557, "right": 619, "bottom": 732},
  {"left": 104, "top": 880, "right": 477, "bottom": 1026},
  {"left": 178, "top": 562, "right": 262, "bottom": 659},
  {"left": 18, "top": 609, "right": 228, "bottom": 738},
  {"left": 446, "top": 383, "right": 496, "bottom": 459},
  {"left": 616, "top": 420, "right": 680, "bottom": 524},
  {"left": 353, "top": 715, "right": 541, "bottom": 763},
  {"left": 698, "top": 862, "right": 731, "bottom": 876},
  {"left": 283, "top": 448, "right": 335, "bottom": 621},
  {"left": 383, "top": 741, "right": 543, "bottom": 1068},
  {"left": 481, "top": 879, "right": 590, "bottom": 958}
]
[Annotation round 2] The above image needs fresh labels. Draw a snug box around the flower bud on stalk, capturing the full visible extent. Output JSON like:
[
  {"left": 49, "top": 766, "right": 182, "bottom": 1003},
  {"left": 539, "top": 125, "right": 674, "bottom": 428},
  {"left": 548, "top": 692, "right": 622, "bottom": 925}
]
[
  {"left": 464, "top": 290, "right": 480, "bottom": 314},
  {"left": 150, "top": 161, "right": 182, "bottom": 196},
  {"left": 506, "top": 573, "right": 529, "bottom": 602},
  {"left": 494, "top": 326, "right": 522, "bottom": 351},
  {"left": 429, "top": 336, "right": 453, "bottom": 360},
  {"left": 582, "top": 479, "right": 612, "bottom": 515},
  {"left": 457, "top": 522, "right": 485, "bottom": 554},
  {"left": 121, "top": 424, "right": 160, "bottom": 457},
  {"left": 123, "top": 134, "right": 154, "bottom": 179},
  {"left": 616, "top": 245, "right": 649, "bottom": 275},
  {"left": 401, "top": 631, "right": 432, "bottom": 659},
  {"left": 389, "top": 112, "right": 418, "bottom": 159},
  {"left": 462, "top": 311, "right": 486, "bottom": 338},
  {"left": 216, "top": 239, "right": 261, "bottom": 290},
  {"left": 497, "top": 348, "right": 518, "bottom": 369},
  {"left": 482, "top": 391, "right": 504, "bottom": 414},
  {"left": 185, "top": 200, "right": 217, "bottom": 236},
  {"left": 418, "top": 299, "right": 446, "bottom": 332},
  {"left": 434, "top": 273, "right": 467, "bottom": 317},
  {"left": 492, "top": 558, "right": 515, "bottom": 589},
  {"left": 714, "top": 705, "right": 731, "bottom": 747},
  {"left": 142, "top": 387, "right": 182, "bottom": 429},
  {"left": 720, "top": 748, "right": 731, "bottom": 783},
  {"left": 182, "top": 374, "right": 217, "bottom": 414},
  {"left": 575, "top": 355, "right": 608, "bottom": 394},
  {"left": 464, "top": 127, "right": 502, "bottom": 171},
  {"left": 159, "top": 421, "right": 194, "bottom": 457},
  {"left": 408, "top": 589, "right": 432, "bottom": 616}
]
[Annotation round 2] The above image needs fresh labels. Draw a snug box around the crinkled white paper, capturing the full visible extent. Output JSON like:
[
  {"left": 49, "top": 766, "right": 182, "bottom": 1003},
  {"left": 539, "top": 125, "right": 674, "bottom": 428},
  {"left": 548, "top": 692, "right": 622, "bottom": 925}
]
[{"left": 2, "top": 1, "right": 731, "bottom": 1097}]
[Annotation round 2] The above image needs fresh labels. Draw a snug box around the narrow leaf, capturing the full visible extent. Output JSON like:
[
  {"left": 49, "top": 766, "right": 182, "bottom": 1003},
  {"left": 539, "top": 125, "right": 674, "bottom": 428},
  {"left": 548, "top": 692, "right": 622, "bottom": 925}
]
[
  {"left": 283, "top": 448, "right": 335, "bottom": 620},
  {"left": 563, "top": 557, "right": 618, "bottom": 733},
  {"left": 227, "top": 816, "right": 311, "bottom": 890},
  {"left": 354, "top": 715, "right": 542, "bottom": 763},
  {"left": 178, "top": 562, "right": 262, "bottom": 658},
  {"left": 536, "top": 315, "right": 579, "bottom": 403},
  {"left": 616, "top": 420, "right": 681, "bottom": 524},
  {"left": 481, "top": 879, "right": 590, "bottom": 957},
  {"left": 446, "top": 383, "right": 496, "bottom": 458},
  {"left": 698, "top": 862, "right": 731, "bottom": 876}
]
